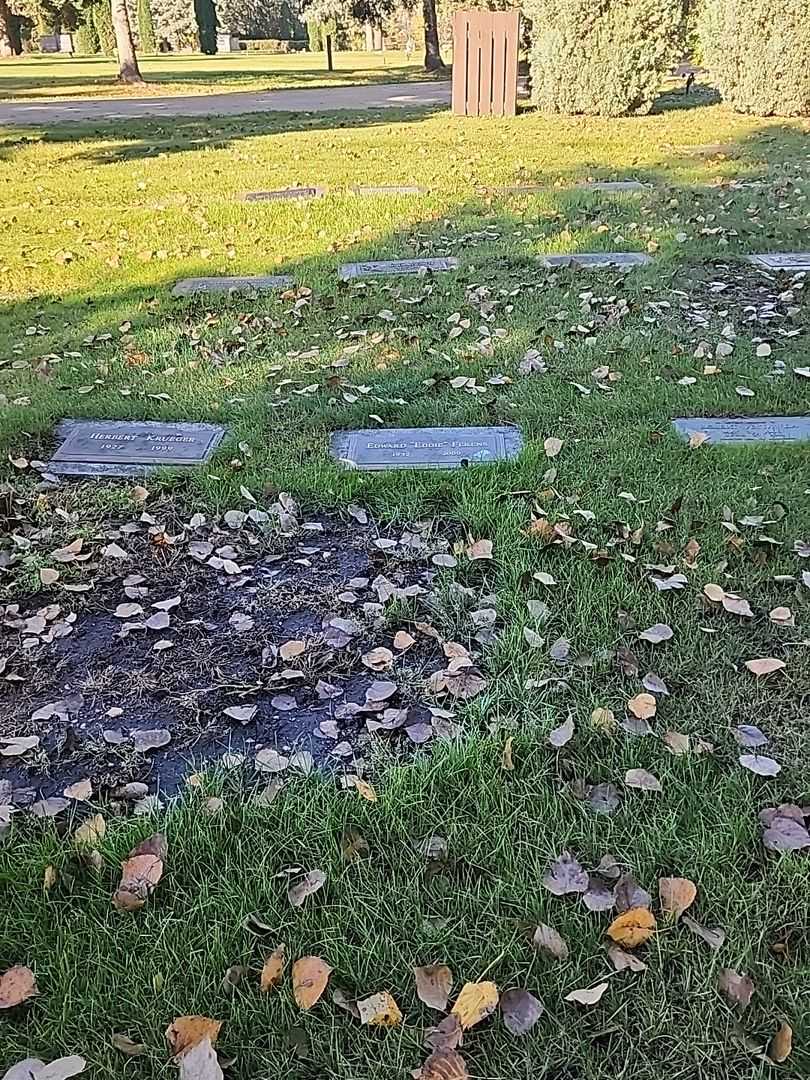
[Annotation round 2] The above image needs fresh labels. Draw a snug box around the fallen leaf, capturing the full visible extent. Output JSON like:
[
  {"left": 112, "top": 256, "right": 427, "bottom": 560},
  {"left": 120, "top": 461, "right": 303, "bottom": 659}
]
[
  {"left": 0, "top": 736, "right": 40, "bottom": 757},
  {"left": 260, "top": 945, "right": 286, "bottom": 991},
  {"left": 767, "top": 1022, "right": 793, "bottom": 1064},
  {"left": 341, "top": 826, "right": 370, "bottom": 861},
  {"left": 543, "top": 851, "right": 589, "bottom": 895},
  {"left": 279, "top": 639, "right": 306, "bottom": 661},
  {"left": 613, "top": 874, "right": 652, "bottom": 913},
  {"left": 532, "top": 924, "right": 568, "bottom": 961},
  {"left": 292, "top": 956, "right": 331, "bottom": 1009},
  {"left": 467, "top": 539, "right": 493, "bottom": 561},
  {"left": 548, "top": 717, "right": 575, "bottom": 748},
  {"left": 288, "top": 869, "right": 326, "bottom": 907},
  {"left": 31, "top": 1057, "right": 86, "bottom": 1080},
  {"left": 357, "top": 990, "right": 402, "bottom": 1026},
  {"left": 607, "top": 907, "right": 656, "bottom": 948},
  {"left": 416, "top": 1050, "right": 468, "bottom": 1080},
  {"left": 744, "top": 657, "right": 786, "bottom": 677},
  {"left": 543, "top": 436, "right": 563, "bottom": 458},
  {"left": 658, "top": 877, "right": 697, "bottom": 920},
  {"left": 625, "top": 768, "right": 662, "bottom": 792},
  {"left": 177, "top": 1037, "right": 222, "bottom": 1080},
  {"left": 74, "top": 813, "right": 106, "bottom": 848},
  {"left": 362, "top": 646, "right": 394, "bottom": 671},
  {"left": 627, "top": 693, "right": 657, "bottom": 720},
  {"left": 110, "top": 1034, "right": 146, "bottom": 1056},
  {"left": 762, "top": 807, "right": 810, "bottom": 852},
  {"left": 0, "top": 966, "right": 38, "bottom": 1009},
  {"left": 132, "top": 728, "right": 171, "bottom": 752},
  {"left": 739, "top": 754, "right": 781, "bottom": 777},
  {"left": 718, "top": 968, "right": 754, "bottom": 1010},
  {"left": 586, "top": 782, "right": 621, "bottom": 815},
  {"left": 565, "top": 982, "right": 608, "bottom": 1006},
  {"left": 682, "top": 914, "right": 726, "bottom": 950},
  {"left": 112, "top": 833, "right": 166, "bottom": 911},
  {"left": 607, "top": 945, "right": 647, "bottom": 972},
  {"left": 414, "top": 965, "right": 453, "bottom": 1011},
  {"left": 166, "top": 1016, "right": 222, "bottom": 1058},
  {"left": 639, "top": 623, "right": 673, "bottom": 644},
  {"left": 451, "top": 981, "right": 499, "bottom": 1029},
  {"left": 500, "top": 988, "right": 544, "bottom": 1035},
  {"left": 501, "top": 736, "right": 514, "bottom": 771},
  {"left": 590, "top": 707, "right": 616, "bottom": 732},
  {"left": 63, "top": 778, "right": 92, "bottom": 801},
  {"left": 394, "top": 630, "right": 416, "bottom": 651},
  {"left": 352, "top": 778, "right": 377, "bottom": 802}
]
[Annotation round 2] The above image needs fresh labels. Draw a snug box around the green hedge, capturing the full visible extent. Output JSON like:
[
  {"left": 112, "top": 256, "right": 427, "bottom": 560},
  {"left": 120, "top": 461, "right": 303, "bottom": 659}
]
[
  {"left": 699, "top": 0, "right": 810, "bottom": 115},
  {"left": 526, "top": 0, "right": 684, "bottom": 117}
]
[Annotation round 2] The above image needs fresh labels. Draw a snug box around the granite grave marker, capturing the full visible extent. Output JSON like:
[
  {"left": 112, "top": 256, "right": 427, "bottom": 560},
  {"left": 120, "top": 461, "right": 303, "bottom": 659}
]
[
  {"left": 352, "top": 185, "right": 426, "bottom": 196},
  {"left": 748, "top": 253, "right": 810, "bottom": 272},
  {"left": 47, "top": 420, "right": 226, "bottom": 477},
  {"left": 244, "top": 188, "right": 324, "bottom": 202},
  {"left": 172, "top": 275, "right": 294, "bottom": 297},
  {"left": 330, "top": 425, "right": 522, "bottom": 470},
  {"left": 338, "top": 257, "right": 458, "bottom": 281},
  {"left": 539, "top": 252, "right": 652, "bottom": 269},
  {"left": 672, "top": 416, "right": 810, "bottom": 444},
  {"left": 577, "top": 181, "right": 647, "bottom": 193}
]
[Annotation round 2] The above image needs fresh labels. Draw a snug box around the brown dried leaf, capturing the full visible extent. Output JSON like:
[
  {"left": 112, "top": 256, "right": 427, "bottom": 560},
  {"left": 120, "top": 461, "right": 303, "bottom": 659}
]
[
  {"left": 532, "top": 924, "right": 569, "bottom": 961},
  {"left": 0, "top": 966, "right": 38, "bottom": 1009},
  {"left": 607, "top": 907, "right": 656, "bottom": 948},
  {"left": 681, "top": 914, "right": 726, "bottom": 950},
  {"left": 466, "top": 539, "right": 493, "bottom": 561},
  {"left": 627, "top": 694, "right": 657, "bottom": 720},
  {"left": 260, "top": 945, "right": 286, "bottom": 991},
  {"left": 451, "top": 981, "right": 499, "bottom": 1029},
  {"left": 625, "top": 768, "right": 662, "bottom": 792},
  {"left": 607, "top": 945, "right": 647, "bottom": 972},
  {"left": 718, "top": 968, "right": 754, "bottom": 1010},
  {"left": 414, "top": 965, "right": 453, "bottom": 1011},
  {"left": 500, "top": 988, "right": 544, "bottom": 1035},
  {"left": 288, "top": 869, "right": 326, "bottom": 907},
  {"left": 416, "top": 1050, "right": 469, "bottom": 1080},
  {"left": 767, "top": 1022, "right": 793, "bottom": 1064},
  {"left": 166, "top": 1016, "right": 222, "bottom": 1059},
  {"left": 658, "top": 877, "right": 697, "bottom": 920},
  {"left": 112, "top": 833, "right": 167, "bottom": 911},
  {"left": 74, "top": 813, "right": 106, "bottom": 848},
  {"left": 292, "top": 956, "right": 331, "bottom": 1009},
  {"left": 362, "top": 647, "right": 394, "bottom": 671},
  {"left": 63, "top": 778, "right": 93, "bottom": 801},
  {"left": 501, "top": 736, "right": 514, "bottom": 771},
  {"left": 111, "top": 1033, "right": 147, "bottom": 1057}
]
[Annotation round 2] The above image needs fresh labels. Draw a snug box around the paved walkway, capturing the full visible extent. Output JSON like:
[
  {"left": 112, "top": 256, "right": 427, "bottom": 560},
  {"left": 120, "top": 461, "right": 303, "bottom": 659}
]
[{"left": 0, "top": 80, "right": 452, "bottom": 126}]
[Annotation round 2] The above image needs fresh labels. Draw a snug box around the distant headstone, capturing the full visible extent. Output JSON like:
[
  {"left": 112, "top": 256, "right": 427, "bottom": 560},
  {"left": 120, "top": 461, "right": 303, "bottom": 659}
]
[
  {"left": 244, "top": 188, "right": 324, "bottom": 202},
  {"left": 338, "top": 258, "right": 459, "bottom": 281},
  {"left": 39, "top": 34, "right": 60, "bottom": 52},
  {"left": 748, "top": 253, "right": 810, "bottom": 272},
  {"left": 578, "top": 181, "right": 647, "bottom": 192},
  {"left": 494, "top": 184, "right": 545, "bottom": 195},
  {"left": 172, "top": 275, "right": 294, "bottom": 297},
  {"left": 352, "top": 185, "right": 426, "bottom": 196},
  {"left": 539, "top": 252, "right": 652, "bottom": 269},
  {"left": 331, "top": 425, "right": 522, "bottom": 470},
  {"left": 216, "top": 32, "right": 241, "bottom": 52},
  {"left": 672, "top": 416, "right": 810, "bottom": 444},
  {"left": 47, "top": 420, "right": 226, "bottom": 477}
]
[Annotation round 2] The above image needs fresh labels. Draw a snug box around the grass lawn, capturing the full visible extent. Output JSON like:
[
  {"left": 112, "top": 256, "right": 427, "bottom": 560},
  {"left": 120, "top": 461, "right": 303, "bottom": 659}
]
[
  {"left": 0, "top": 49, "right": 429, "bottom": 101},
  {"left": 1, "top": 87, "right": 809, "bottom": 1079}
]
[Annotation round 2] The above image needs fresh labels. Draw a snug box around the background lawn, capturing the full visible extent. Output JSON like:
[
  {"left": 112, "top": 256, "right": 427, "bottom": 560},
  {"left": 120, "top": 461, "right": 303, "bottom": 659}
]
[
  {"left": 0, "top": 49, "right": 430, "bottom": 101},
  {"left": 1, "top": 90, "right": 809, "bottom": 1080}
]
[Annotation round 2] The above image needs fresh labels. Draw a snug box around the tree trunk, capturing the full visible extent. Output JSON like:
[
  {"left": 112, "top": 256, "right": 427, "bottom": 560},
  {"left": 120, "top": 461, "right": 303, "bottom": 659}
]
[
  {"left": 0, "top": 0, "right": 15, "bottom": 56},
  {"left": 325, "top": 32, "right": 333, "bottom": 71},
  {"left": 421, "top": 0, "right": 444, "bottom": 71},
  {"left": 110, "top": 0, "right": 143, "bottom": 82}
]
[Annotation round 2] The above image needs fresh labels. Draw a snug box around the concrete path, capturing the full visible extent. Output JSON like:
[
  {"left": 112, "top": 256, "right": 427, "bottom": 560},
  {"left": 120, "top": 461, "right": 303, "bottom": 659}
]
[{"left": 0, "top": 80, "right": 451, "bottom": 126}]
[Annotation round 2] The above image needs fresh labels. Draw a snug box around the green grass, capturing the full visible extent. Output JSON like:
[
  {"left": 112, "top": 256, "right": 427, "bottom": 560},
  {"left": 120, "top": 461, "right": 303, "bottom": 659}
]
[
  {"left": 0, "top": 50, "right": 429, "bottom": 100},
  {"left": 1, "top": 90, "right": 809, "bottom": 1079}
]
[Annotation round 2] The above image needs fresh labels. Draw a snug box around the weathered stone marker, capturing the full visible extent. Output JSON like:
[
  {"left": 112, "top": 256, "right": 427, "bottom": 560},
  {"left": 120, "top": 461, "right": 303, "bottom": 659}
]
[
  {"left": 539, "top": 252, "right": 652, "bottom": 269},
  {"left": 330, "top": 425, "right": 522, "bottom": 470},
  {"left": 338, "top": 258, "right": 459, "bottom": 281},
  {"left": 244, "top": 188, "right": 324, "bottom": 202},
  {"left": 47, "top": 420, "right": 226, "bottom": 477},
  {"left": 172, "top": 276, "right": 294, "bottom": 297},
  {"left": 748, "top": 253, "right": 810, "bottom": 272},
  {"left": 577, "top": 181, "right": 647, "bottom": 193},
  {"left": 352, "top": 185, "right": 426, "bottom": 196},
  {"left": 672, "top": 416, "right": 810, "bottom": 443}
]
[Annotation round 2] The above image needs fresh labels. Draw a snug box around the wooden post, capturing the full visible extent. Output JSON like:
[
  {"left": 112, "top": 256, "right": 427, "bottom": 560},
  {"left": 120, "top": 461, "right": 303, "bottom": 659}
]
[
  {"left": 452, "top": 9, "right": 519, "bottom": 118},
  {"left": 325, "top": 33, "right": 333, "bottom": 72}
]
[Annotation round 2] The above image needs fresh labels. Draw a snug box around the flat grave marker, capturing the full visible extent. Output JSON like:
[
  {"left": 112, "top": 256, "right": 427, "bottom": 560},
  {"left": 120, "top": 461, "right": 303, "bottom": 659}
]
[
  {"left": 748, "top": 253, "right": 810, "bottom": 272},
  {"left": 539, "top": 252, "right": 652, "bottom": 269},
  {"left": 577, "top": 180, "right": 648, "bottom": 193},
  {"left": 172, "top": 275, "right": 294, "bottom": 297},
  {"left": 47, "top": 420, "right": 226, "bottom": 477},
  {"left": 243, "top": 188, "right": 324, "bottom": 202},
  {"left": 330, "top": 425, "right": 522, "bottom": 470},
  {"left": 338, "top": 257, "right": 459, "bottom": 281},
  {"left": 672, "top": 416, "right": 810, "bottom": 444},
  {"left": 352, "top": 185, "right": 426, "bottom": 196}
]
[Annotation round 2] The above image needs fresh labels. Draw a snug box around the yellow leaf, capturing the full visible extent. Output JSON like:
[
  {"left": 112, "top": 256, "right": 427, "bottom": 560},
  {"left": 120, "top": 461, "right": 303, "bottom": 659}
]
[
  {"left": 356, "top": 990, "right": 402, "bottom": 1027},
  {"left": 590, "top": 707, "right": 615, "bottom": 732},
  {"left": 658, "top": 877, "right": 697, "bottom": 920},
  {"left": 607, "top": 907, "right": 656, "bottom": 948},
  {"left": 768, "top": 1022, "right": 793, "bottom": 1064},
  {"left": 260, "top": 945, "right": 286, "bottom": 992},
  {"left": 352, "top": 778, "right": 377, "bottom": 802},
  {"left": 166, "top": 1016, "right": 222, "bottom": 1059},
  {"left": 43, "top": 864, "right": 58, "bottom": 891},
  {"left": 292, "top": 956, "right": 331, "bottom": 1010},
  {"left": 74, "top": 813, "right": 106, "bottom": 848},
  {"left": 501, "top": 736, "right": 514, "bottom": 772},
  {"left": 451, "top": 980, "right": 499, "bottom": 1029}
]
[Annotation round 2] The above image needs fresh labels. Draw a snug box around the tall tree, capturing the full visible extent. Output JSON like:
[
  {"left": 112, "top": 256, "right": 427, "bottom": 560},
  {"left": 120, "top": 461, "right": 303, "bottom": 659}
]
[
  {"left": 110, "top": 0, "right": 143, "bottom": 81},
  {"left": 136, "top": 0, "right": 155, "bottom": 50},
  {"left": 0, "top": 0, "right": 16, "bottom": 54},
  {"left": 193, "top": 0, "right": 216, "bottom": 53},
  {"left": 421, "top": 0, "right": 443, "bottom": 70}
]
